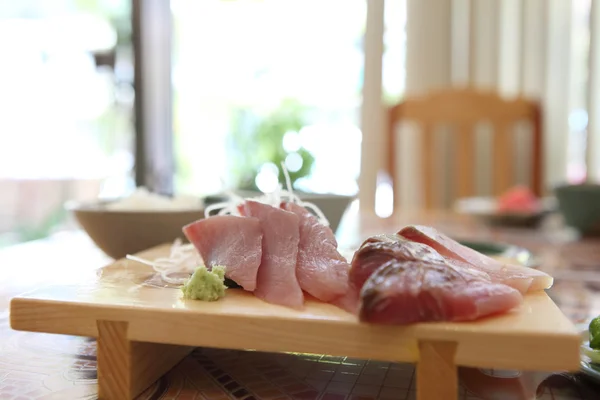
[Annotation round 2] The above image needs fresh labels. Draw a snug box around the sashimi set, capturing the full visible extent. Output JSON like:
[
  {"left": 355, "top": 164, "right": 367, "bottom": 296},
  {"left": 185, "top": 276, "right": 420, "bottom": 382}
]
[
  {"left": 9, "top": 184, "right": 579, "bottom": 400},
  {"left": 144, "top": 191, "right": 554, "bottom": 326}
]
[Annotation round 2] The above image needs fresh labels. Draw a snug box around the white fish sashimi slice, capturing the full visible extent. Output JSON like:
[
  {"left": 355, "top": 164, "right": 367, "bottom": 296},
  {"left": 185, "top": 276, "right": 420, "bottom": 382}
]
[{"left": 397, "top": 225, "right": 554, "bottom": 293}]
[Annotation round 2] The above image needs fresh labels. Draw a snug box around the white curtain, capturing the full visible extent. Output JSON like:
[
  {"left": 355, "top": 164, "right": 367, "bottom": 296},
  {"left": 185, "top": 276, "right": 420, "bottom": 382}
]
[
  {"left": 359, "top": 0, "right": 599, "bottom": 213},
  {"left": 588, "top": 0, "right": 600, "bottom": 181}
]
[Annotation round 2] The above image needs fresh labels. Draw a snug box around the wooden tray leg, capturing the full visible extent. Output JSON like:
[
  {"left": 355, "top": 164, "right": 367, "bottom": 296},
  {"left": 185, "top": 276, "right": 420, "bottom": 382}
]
[
  {"left": 416, "top": 340, "right": 458, "bottom": 400},
  {"left": 97, "top": 320, "right": 193, "bottom": 399}
]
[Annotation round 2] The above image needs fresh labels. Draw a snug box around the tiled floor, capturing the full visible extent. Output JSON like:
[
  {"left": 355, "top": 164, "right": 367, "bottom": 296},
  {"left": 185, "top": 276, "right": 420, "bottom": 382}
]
[{"left": 195, "top": 349, "right": 416, "bottom": 400}]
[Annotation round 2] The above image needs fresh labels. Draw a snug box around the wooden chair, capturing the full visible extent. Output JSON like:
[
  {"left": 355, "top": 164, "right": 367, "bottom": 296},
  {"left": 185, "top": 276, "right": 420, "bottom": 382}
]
[{"left": 387, "top": 88, "right": 543, "bottom": 210}]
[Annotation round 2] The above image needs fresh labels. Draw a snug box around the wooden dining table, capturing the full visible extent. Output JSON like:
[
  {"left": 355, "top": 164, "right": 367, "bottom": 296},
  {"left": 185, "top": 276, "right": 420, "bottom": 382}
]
[{"left": 1, "top": 209, "right": 600, "bottom": 400}]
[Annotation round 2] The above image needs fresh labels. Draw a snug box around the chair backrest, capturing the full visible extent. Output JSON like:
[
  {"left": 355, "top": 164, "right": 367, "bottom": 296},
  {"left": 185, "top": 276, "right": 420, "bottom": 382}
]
[{"left": 387, "top": 88, "right": 543, "bottom": 210}]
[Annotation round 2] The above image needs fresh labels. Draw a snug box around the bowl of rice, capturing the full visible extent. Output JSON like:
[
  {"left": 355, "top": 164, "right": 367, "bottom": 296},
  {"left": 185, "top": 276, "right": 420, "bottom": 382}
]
[{"left": 67, "top": 188, "right": 205, "bottom": 260}]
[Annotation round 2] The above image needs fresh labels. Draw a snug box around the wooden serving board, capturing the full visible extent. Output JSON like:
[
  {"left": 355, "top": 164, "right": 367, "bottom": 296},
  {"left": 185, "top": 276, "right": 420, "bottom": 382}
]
[{"left": 10, "top": 244, "right": 580, "bottom": 400}]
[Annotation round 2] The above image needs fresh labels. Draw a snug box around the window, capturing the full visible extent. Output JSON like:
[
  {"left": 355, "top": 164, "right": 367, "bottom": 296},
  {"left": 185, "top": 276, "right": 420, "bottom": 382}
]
[
  {"left": 171, "top": 0, "right": 406, "bottom": 197},
  {"left": 0, "top": 0, "right": 134, "bottom": 247},
  {"left": 567, "top": 0, "right": 592, "bottom": 183}
]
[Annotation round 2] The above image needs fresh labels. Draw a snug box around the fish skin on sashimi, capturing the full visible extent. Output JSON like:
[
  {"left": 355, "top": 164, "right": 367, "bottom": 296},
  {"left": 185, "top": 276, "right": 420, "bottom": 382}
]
[
  {"left": 182, "top": 215, "right": 263, "bottom": 291},
  {"left": 239, "top": 200, "right": 305, "bottom": 309},
  {"left": 397, "top": 225, "right": 553, "bottom": 293},
  {"left": 330, "top": 235, "right": 406, "bottom": 315},
  {"left": 334, "top": 233, "right": 460, "bottom": 316},
  {"left": 282, "top": 202, "right": 349, "bottom": 302},
  {"left": 349, "top": 234, "right": 449, "bottom": 290},
  {"left": 336, "top": 231, "right": 502, "bottom": 317},
  {"left": 359, "top": 259, "right": 523, "bottom": 324}
]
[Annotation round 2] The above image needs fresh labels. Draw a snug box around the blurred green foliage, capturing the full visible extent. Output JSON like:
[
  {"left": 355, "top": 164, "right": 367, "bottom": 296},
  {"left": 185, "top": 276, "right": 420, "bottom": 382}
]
[
  {"left": 73, "top": 0, "right": 131, "bottom": 46},
  {"left": 229, "top": 99, "right": 315, "bottom": 191},
  {"left": 14, "top": 207, "right": 68, "bottom": 243}
]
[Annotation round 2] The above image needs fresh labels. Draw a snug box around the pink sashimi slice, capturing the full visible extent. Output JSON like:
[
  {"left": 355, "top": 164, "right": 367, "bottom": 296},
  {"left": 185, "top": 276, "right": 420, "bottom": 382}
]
[
  {"left": 182, "top": 215, "right": 263, "bottom": 291},
  {"left": 282, "top": 202, "right": 349, "bottom": 302},
  {"left": 397, "top": 225, "right": 553, "bottom": 293},
  {"left": 330, "top": 285, "right": 360, "bottom": 314},
  {"left": 359, "top": 260, "right": 523, "bottom": 324},
  {"left": 239, "top": 200, "right": 305, "bottom": 309}
]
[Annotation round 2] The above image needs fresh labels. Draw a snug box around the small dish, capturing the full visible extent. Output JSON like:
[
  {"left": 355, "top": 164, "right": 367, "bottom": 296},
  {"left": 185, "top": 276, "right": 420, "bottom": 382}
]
[
  {"left": 454, "top": 196, "right": 556, "bottom": 228},
  {"left": 66, "top": 199, "right": 205, "bottom": 260},
  {"left": 555, "top": 184, "right": 600, "bottom": 237}
]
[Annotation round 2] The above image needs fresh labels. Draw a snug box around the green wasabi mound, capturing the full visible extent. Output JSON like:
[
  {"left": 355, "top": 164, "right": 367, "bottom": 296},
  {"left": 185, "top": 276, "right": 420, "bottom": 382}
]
[{"left": 181, "top": 265, "right": 227, "bottom": 301}]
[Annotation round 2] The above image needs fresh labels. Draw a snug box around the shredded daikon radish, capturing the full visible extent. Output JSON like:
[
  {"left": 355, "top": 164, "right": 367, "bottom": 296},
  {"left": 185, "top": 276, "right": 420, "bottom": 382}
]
[
  {"left": 203, "top": 163, "right": 330, "bottom": 226},
  {"left": 126, "top": 238, "right": 202, "bottom": 285}
]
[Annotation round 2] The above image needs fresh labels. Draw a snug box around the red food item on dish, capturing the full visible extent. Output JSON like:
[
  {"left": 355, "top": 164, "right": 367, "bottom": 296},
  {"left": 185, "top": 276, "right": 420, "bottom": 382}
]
[{"left": 497, "top": 185, "right": 540, "bottom": 213}]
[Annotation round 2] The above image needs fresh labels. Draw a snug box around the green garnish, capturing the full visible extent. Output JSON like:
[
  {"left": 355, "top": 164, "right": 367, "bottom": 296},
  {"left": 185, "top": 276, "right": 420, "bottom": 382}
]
[
  {"left": 181, "top": 265, "right": 227, "bottom": 301},
  {"left": 590, "top": 317, "right": 600, "bottom": 349}
]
